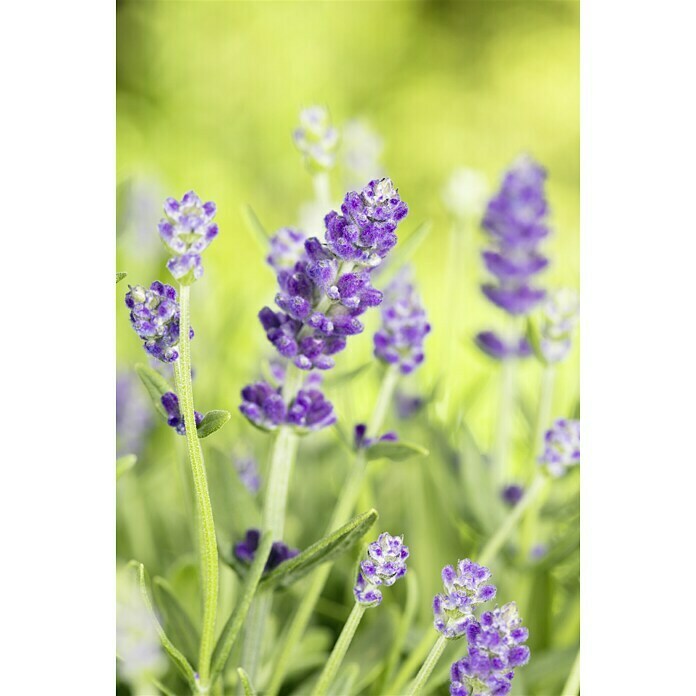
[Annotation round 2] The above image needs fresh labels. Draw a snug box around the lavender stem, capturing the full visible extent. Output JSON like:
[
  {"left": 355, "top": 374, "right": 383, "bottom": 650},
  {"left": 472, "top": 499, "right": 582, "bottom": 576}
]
[{"left": 406, "top": 634, "right": 447, "bottom": 695}]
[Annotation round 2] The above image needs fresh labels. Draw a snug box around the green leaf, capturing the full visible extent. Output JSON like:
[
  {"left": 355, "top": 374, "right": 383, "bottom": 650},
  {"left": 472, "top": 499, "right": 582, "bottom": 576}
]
[
  {"left": 211, "top": 533, "right": 273, "bottom": 685},
  {"left": 197, "top": 409, "right": 231, "bottom": 438},
  {"left": 365, "top": 440, "right": 429, "bottom": 462},
  {"left": 135, "top": 363, "right": 172, "bottom": 419},
  {"left": 152, "top": 678, "right": 178, "bottom": 696},
  {"left": 116, "top": 271, "right": 128, "bottom": 284},
  {"left": 237, "top": 668, "right": 258, "bottom": 696},
  {"left": 116, "top": 454, "right": 137, "bottom": 480},
  {"left": 259, "top": 509, "right": 379, "bottom": 591},
  {"left": 527, "top": 314, "right": 549, "bottom": 366},
  {"left": 153, "top": 577, "right": 200, "bottom": 666},
  {"left": 128, "top": 561, "right": 197, "bottom": 690},
  {"left": 330, "top": 663, "right": 359, "bottom": 696},
  {"left": 326, "top": 362, "right": 372, "bottom": 386}
]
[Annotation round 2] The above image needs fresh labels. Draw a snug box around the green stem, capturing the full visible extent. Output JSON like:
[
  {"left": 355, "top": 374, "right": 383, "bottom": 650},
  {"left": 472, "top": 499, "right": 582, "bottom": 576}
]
[
  {"left": 312, "top": 603, "right": 366, "bottom": 696},
  {"left": 240, "top": 366, "right": 303, "bottom": 685},
  {"left": 479, "top": 473, "right": 547, "bottom": 566},
  {"left": 561, "top": 647, "right": 580, "bottom": 696},
  {"left": 313, "top": 171, "right": 331, "bottom": 211},
  {"left": 173, "top": 284, "right": 219, "bottom": 691},
  {"left": 265, "top": 365, "right": 399, "bottom": 696},
  {"left": 492, "top": 353, "right": 516, "bottom": 491},
  {"left": 406, "top": 634, "right": 447, "bottom": 695}
]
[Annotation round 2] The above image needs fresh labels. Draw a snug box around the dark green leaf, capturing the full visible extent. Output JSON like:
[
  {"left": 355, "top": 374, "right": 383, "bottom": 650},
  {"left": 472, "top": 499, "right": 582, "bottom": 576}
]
[
  {"left": 196, "top": 410, "right": 231, "bottom": 438},
  {"left": 211, "top": 533, "right": 273, "bottom": 685},
  {"left": 365, "top": 440, "right": 429, "bottom": 462},
  {"left": 259, "top": 509, "right": 378, "bottom": 591},
  {"left": 116, "top": 454, "right": 137, "bottom": 479},
  {"left": 135, "top": 363, "right": 172, "bottom": 419},
  {"left": 153, "top": 577, "right": 200, "bottom": 666},
  {"left": 116, "top": 272, "right": 128, "bottom": 284}
]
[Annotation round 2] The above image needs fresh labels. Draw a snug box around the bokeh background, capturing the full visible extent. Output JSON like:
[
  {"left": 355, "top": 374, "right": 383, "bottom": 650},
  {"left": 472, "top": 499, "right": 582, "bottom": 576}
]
[{"left": 117, "top": 2, "right": 579, "bottom": 694}]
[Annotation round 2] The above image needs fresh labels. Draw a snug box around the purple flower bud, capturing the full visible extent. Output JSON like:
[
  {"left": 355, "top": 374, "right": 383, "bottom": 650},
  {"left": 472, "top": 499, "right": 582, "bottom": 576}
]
[
  {"left": 233, "top": 528, "right": 299, "bottom": 573},
  {"left": 286, "top": 388, "right": 336, "bottom": 432},
  {"left": 353, "top": 423, "right": 399, "bottom": 449},
  {"left": 159, "top": 191, "right": 218, "bottom": 282},
  {"left": 449, "top": 602, "right": 530, "bottom": 696},
  {"left": 125, "top": 281, "right": 190, "bottom": 363},
  {"left": 373, "top": 267, "right": 431, "bottom": 375},
  {"left": 239, "top": 382, "right": 287, "bottom": 431},
  {"left": 539, "top": 418, "right": 580, "bottom": 477},
  {"left": 475, "top": 331, "right": 531, "bottom": 361},
  {"left": 433, "top": 559, "right": 497, "bottom": 639},
  {"left": 160, "top": 391, "right": 203, "bottom": 435},
  {"left": 267, "top": 228, "right": 307, "bottom": 272},
  {"left": 501, "top": 484, "right": 524, "bottom": 507},
  {"left": 353, "top": 532, "right": 409, "bottom": 607}
]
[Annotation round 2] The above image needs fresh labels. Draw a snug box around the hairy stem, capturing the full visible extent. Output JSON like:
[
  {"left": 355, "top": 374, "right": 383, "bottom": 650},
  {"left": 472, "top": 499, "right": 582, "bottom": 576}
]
[
  {"left": 406, "top": 634, "right": 447, "bottom": 695},
  {"left": 240, "top": 365, "right": 302, "bottom": 684},
  {"left": 265, "top": 365, "right": 399, "bottom": 696},
  {"left": 312, "top": 603, "right": 366, "bottom": 696},
  {"left": 174, "top": 284, "right": 218, "bottom": 690},
  {"left": 389, "top": 624, "right": 434, "bottom": 695},
  {"left": 479, "top": 473, "right": 548, "bottom": 566}
]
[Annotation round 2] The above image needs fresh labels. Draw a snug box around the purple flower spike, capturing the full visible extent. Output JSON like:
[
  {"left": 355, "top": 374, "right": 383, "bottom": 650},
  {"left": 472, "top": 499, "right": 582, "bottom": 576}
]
[
  {"left": 239, "top": 381, "right": 335, "bottom": 434},
  {"left": 233, "top": 528, "right": 299, "bottom": 573},
  {"left": 475, "top": 331, "right": 531, "bottom": 362},
  {"left": 267, "top": 228, "right": 307, "bottom": 272},
  {"left": 354, "top": 532, "right": 409, "bottom": 607},
  {"left": 159, "top": 190, "right": 218, "bottom": 283},
  {"left": 534, "top": 288, "right": 579, "bottom": 364},
  {"left": 373, "top": 267, "right": 431, "bottom": 375},
  {"left": 259, "top": 179, "right": 407, "bottom": 371},
  {"left": 354, "top": 423, "right": 398, "bottom": 449},
  {"left": 539, "top": 418, "right": 580, "bottom": 477},
  {"left": 239, "top": 382, "right": 287, "bottom": 431},
  {"left": 125, "top": 281, "right": 190, "bottom": 363},
  {"left": 433, "top": 559, "right": 497, "bottom": 639},
  {"left": 449, "top": 602, "right": 530, "bottom": 696},
  {"left": 325, "top": 178, "right": 408, "bottom": 266},
  {"left": 293, "top": 106, "right": 339, "bottom": 172},
  {"left": 160, "top": 391, "right": 203, "bottom": 435}
]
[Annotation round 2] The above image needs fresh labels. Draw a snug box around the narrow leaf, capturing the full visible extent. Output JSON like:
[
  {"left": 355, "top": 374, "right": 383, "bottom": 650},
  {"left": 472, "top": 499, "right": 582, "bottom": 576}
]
[
  {"left": 243, "top": 204, "right": 271, "bottom": 254},
  {"left": 116, "top": 271, "right": 128, "bottom": 284},
  {"left": 153, "top": 577, "right": 200, "bottom": 666},
  {"left": 330, "top": 663, "right": 359, "bottom": 696},
  {"left": 152, "top": 679, "right": 178, "bottom": 696},
  {"left": 326, "top": 362, "right": 372, "bottom": 386},
  {"left": 365, "top": 440, "right": 429, "bottom": 462},
  {"left": 211, "top": 533, "right": 273, "bottom": 684},
  {"left": 237, "top": 668, "right": 258, "bottom": 696},
  {"left": 527, "top": 315, "right": 549, "bottom": 366},
  {"left": 116, "top": 454, "right": 137, "bottom": 480},
  {"left": 135, "top": 363, "right": 172, "bottom": 419},
  {"left": 128, "top": 561, "right": 197, "bottom": 689},
  {"left": 259, "top": 509, "right": 378, "bottom": 591},
  {"left": 197, "top": 409, "right": 231, "bottom": 439}
]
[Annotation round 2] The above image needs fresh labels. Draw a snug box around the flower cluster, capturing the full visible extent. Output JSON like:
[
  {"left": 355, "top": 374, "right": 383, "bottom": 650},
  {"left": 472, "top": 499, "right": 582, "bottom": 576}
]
[
  {"left": 374, "top": 267, "right": 431, "bottom": 375},
  {"left": 267, "top": 227, "right": 307, "bottom": 273},
  {"left": 293, "top": 106, "right": 339, "bottom": 172},
  {"left": 475, "top": 331, "right": 531, "bottom": 362},
  {"left": 539, "top": 418, "right": 580, "bottom": 477},
  {"left": 354, "top": 533, "right": 409, "bottom": 607},
  {"left": 433, "top": 560, "right": 497, "bottom": 639},
  {"left": 239, "top": 381, "right": 335, "bottom": 433},
  {"left": 353, "top": 423, "right": 398, "bottom": 450},
  {"left": 233, "top": 529, "right": 299, "bottom": 573},
  {"left": 161, "top": 392, "right": 202, "bottom": 435},
  {"left": 158, "top": 191, "right": 219, "bottom": 283},
  {"left": 476, "top": 155, "right": 550, "bottom": 359},
  {"left": 125, "top": 281, "right": 191, "bottom": 363},
  {"left": 532, "top": 288, "right": 580, "bottom": 364},
  {"left": 258, "top": 178, "right": 408, "bottom": 373},
  {"left": 450, "top": 603, "right": 530, "bottom": 696}
]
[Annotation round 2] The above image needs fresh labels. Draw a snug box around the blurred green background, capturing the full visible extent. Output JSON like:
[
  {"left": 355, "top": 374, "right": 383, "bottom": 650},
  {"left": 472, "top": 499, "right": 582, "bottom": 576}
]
[{"left": 117, "top": 2, "right": 579, "bottom": 694}]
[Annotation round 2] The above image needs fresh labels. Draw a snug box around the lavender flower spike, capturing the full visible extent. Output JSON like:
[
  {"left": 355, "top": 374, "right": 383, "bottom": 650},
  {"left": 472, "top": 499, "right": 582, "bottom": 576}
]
[
  {"left": 239, "top": 381, "right": 335, "bottom": 434},
  {"left": 539, "top": 418, "right": 580, "bottom": 477},
  {"left": 480, "top": 155, "right": 550, "bottom": 317},
  {"left": 449, "top": 602, "right": 530, "bottom": 696},
  {"left": 354, "top": 533, "right": 409, "bottom": 607},
  {"left": 374, "top": 267, "right": 432, "bottom": 374},
  {"left": 158, "top": 190, "right": 219, "bottom": 283},
  {"left": 125, "top": 281, "right": 191, "bottom": 363},
  {"left": 267, "top": 227, "right": 307, "bottom": 272},
  {"left": 433, "top": 559, "right": 497, "bottom": 639},
  {"left": 293, "top": 106, "right": 339, "bottom": 172},
  {"left": 233, "top": 528, "right": 299, "bottom": 573},
  {"left": 533, "top": 288, "right": 580, "bottom": 364}
]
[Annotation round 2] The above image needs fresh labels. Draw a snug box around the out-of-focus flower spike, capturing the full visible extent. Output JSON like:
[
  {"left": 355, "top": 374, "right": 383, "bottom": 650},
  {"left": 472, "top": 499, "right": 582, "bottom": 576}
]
[
  {"left": 293, "top": 106, "right": 339, "bottom": 173},
  {"left": 539, "top": 418, "right": 580, "bottom": 477}
]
